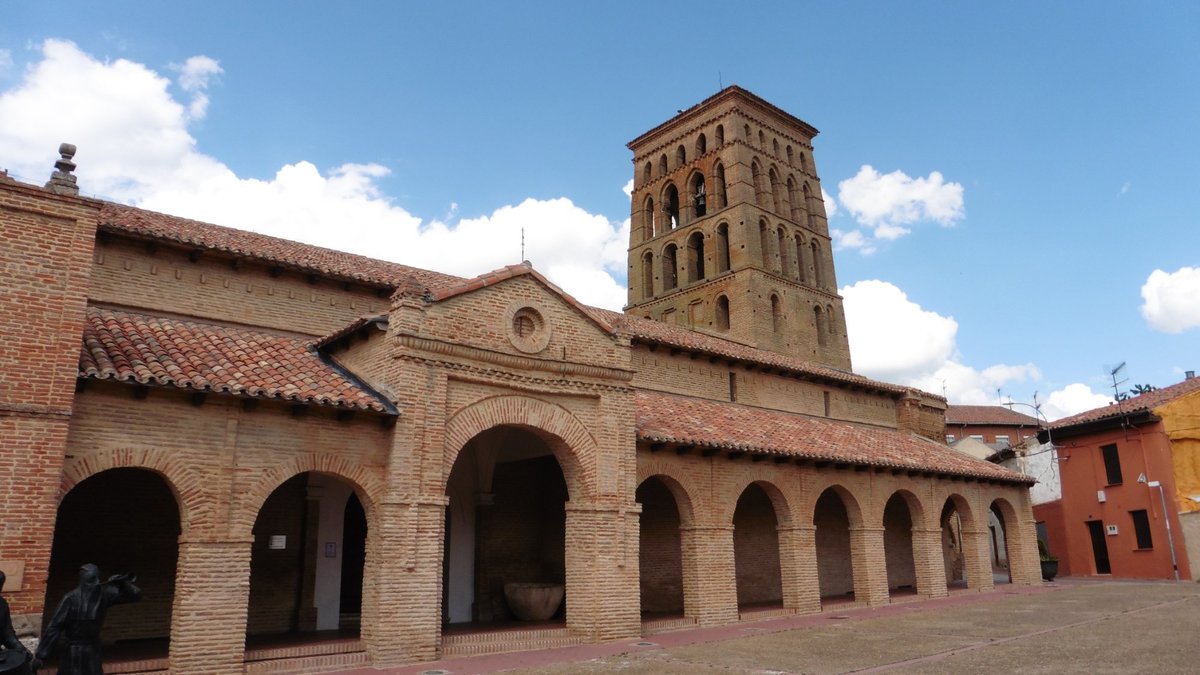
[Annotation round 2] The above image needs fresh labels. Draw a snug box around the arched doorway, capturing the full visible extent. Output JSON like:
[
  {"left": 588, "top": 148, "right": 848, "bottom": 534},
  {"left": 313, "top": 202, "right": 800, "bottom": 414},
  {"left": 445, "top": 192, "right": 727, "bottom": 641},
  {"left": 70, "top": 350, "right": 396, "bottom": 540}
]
[
  {"left": 734, "top": 484, "right": 783, "bottom": 613},
  {"left": 814, "top": 487, "right": 856, "bottom": 607},
  {"left": 245, "top": 472, "right": 366, "bottom": 647},
  {"left": 941, "top": 496, "right": 970, "bottom": 590},
  {"left": 883, "top": 493, "right": 918, "bottom": 599},
  {"left": 636, "top": 477, "right": 685, "bottom": 619},
  {"left": 989, "top": 500, "right": 1012, "bottom": 585},
  {"left": 44, "top": 468, "right": 180, "bottom": 664},
  {"left": 443, "top": 426, "right": 569, "bottom": 627}
]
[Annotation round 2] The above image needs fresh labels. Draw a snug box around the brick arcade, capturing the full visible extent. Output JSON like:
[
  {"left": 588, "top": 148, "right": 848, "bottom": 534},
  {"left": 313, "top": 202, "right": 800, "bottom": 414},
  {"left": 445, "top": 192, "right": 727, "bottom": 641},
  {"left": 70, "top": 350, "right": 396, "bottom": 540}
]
[{"left": 0, "top": 87, "right": 1041, "bottom": 674}]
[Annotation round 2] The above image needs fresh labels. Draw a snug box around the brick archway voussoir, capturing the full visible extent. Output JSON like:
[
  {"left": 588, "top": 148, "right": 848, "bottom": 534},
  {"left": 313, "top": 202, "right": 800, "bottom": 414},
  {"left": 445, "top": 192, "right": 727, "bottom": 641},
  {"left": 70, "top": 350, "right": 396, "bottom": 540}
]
[
  {"left": 442, "top": 395, "right": 599, "bottom": 500},
  {"left": 60, "top": 447, "right": 208, "bottom": 536},
  {"left": 231, "top": 453, "right": 384, "bottom": 538}
]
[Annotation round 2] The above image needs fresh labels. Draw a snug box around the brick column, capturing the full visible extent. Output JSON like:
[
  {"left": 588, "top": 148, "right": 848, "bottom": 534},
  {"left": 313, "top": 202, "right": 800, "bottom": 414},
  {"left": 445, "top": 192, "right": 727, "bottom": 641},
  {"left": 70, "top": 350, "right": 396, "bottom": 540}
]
[
  {"left": 563, "top": 501, "right": 641, "bottom": 641},
  {"left": 1007, "top": 517, "right": 1042, "bottom": 585},
  {"left": 168, "top": 537, "right": 253, "bottom": 675},
  {"left": 679, "top": 525, "right": 738, "bottom": 625},
  {"left": 778, "top": 525, "right": 820, "bottom": 614},
  {"left": 361, "top": 498, "right": 446, "bottom": 666},
  {"left": 911, "top": 528, "right": 948, "bottom": 599},
  {"left": 849, "top": 526, "right": 889, "bottom": 606},
  {"left": 962, "top": 528, "right": 995, "bottom": 592}
]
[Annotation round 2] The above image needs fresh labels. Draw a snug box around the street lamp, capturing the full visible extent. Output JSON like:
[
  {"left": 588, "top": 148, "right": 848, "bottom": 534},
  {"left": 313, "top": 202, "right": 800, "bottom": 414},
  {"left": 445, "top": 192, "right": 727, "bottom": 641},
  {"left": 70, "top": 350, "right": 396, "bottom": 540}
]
[{"left": 1147, "top": 480, "right": 1181, "bottom": 581}]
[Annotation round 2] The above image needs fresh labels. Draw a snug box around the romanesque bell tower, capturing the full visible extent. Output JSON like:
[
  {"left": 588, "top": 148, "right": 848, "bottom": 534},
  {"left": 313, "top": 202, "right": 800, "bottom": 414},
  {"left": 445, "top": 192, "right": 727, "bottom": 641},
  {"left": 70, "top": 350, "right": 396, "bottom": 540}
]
[{"left": 625, "top": 86, "right": 852, "bottom": 370}]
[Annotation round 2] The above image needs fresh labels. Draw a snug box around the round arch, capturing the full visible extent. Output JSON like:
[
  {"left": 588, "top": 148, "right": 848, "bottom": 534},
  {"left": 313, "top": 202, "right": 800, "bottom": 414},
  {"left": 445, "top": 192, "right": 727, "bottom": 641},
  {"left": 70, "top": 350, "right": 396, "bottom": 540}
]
[
  {"left": 721, "top": 477, "right": 794, "bottom": 527},
  {"left": 233, "top": 453, "right": 383, "bottom": 538},
  {"left": 635, "top": 469, "right": 699, "bottom": 528},
  {"left": 806, "top": 482, "right": 865, "bottom": 529},
  {"left": 61, "top": 448, "right": 202, "bottom": 535},
  {"left": 443, "top": 395, "right": 597, "bottom": 501}
]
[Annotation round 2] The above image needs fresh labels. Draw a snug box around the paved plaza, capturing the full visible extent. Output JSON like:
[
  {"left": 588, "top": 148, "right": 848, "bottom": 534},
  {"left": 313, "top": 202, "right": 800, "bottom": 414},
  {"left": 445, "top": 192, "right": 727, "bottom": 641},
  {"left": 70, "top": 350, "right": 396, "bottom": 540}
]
[{"left": 363, "top": 579, "right": 1200, "bottom": 674}]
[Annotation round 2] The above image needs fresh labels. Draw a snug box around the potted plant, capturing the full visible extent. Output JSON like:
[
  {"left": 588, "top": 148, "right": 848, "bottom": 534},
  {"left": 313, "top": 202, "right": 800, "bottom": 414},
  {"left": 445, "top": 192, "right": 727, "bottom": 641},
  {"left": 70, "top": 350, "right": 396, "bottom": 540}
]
[{"left": 1038, "top": 539, "right": 1059, "bottom": 581}]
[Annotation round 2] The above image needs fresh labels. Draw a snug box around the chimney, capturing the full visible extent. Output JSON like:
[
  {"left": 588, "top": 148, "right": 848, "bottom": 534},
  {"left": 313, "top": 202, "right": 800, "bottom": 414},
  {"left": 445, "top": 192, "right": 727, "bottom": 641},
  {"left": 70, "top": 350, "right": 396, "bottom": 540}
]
[
  {"left": 45, "top": 143, "right": 79, "bottom": 196},
  {"left": 1187, "top": 371, "right": 1195, "bottom": 380}
]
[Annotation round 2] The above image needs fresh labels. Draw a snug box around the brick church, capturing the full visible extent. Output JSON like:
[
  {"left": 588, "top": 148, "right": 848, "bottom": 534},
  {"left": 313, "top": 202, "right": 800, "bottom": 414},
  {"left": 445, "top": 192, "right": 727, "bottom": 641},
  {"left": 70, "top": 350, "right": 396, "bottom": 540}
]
[{"left": 0, "top": 87, "right": 1039, "bottom": 673}]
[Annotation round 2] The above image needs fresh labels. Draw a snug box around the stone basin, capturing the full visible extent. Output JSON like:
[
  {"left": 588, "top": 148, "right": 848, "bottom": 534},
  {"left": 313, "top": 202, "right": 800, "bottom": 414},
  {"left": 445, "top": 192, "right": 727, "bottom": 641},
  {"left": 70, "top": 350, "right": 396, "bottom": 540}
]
[{"left": 503, "top": 582, "right": 564, "bottom": 621}]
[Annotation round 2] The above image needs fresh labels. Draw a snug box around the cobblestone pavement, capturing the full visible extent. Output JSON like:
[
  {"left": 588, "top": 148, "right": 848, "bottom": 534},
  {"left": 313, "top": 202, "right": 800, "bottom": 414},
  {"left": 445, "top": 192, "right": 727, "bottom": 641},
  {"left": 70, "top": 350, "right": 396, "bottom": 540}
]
[{"left": 365, "top": 579, "right": 1200, "bottom": 675}]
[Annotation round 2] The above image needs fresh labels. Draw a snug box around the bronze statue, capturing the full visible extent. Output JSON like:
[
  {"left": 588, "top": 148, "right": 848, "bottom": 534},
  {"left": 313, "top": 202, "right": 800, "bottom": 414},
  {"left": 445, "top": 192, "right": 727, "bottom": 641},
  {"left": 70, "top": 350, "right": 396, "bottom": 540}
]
[
  {"left": 31, "top": 564, "right": 140, "bottom": 675},
  {"left": 0, "top": 571, "right": 33, "bottom": 674}
]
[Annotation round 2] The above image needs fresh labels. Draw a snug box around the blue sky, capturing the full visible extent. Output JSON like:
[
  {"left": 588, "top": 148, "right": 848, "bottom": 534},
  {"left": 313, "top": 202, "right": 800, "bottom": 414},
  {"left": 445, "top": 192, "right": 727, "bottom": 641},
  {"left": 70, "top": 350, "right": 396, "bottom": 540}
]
[{"left": 3, "top": 2, "right": 1198, "bottom": 419}]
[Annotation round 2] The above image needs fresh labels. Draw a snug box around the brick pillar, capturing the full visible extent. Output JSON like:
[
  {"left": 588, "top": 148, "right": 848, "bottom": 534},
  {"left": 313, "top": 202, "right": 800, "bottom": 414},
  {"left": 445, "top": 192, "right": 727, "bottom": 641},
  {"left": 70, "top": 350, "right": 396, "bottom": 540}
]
[
  {"left": 679, "top": 525, "right": 738, "bottom": 625},
  {"left": 911, "top": 528, "right": 948, "bottom": 599},
  {"left": 1007, "top": 516, "right": 1042, "bottom": 585},
  {"left": 962, "top": 528, "right": 995, "bottom": 592},
  {"left": 778, "top": 525, "right": 820, "bottom": 614},
  {"left": 849, "top": 526, "right": 889, "bottom": 606},
  {"left": 361, "top": 498, "right": 446, "bottom": 666},
  {"left": 168, "top": 537, "right": 253, "bottom": 675},
  {"left": 0, "top": 184, "right": 98, "bottom": 627},
  {"left": 563, "top": 501, "right": 641, "bottom": 641}
]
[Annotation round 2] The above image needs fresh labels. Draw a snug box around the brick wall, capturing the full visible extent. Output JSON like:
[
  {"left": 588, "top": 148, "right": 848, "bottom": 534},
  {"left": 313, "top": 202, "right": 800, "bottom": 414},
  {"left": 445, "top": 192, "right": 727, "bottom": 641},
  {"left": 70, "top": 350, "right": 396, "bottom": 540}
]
[
  {"left": 89, "top": 237, "right": 391, "bottom": 337},
  {"left": 0, "top": 182, "right": 99, "bottom": 621}
]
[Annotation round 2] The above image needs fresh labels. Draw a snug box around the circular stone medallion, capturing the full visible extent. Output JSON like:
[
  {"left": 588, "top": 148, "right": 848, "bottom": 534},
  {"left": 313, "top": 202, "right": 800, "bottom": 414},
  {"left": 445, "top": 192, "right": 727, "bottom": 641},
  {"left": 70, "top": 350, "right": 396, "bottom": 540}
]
[{"left": 506, "top": 303, "right": 552, "bottom": 354}]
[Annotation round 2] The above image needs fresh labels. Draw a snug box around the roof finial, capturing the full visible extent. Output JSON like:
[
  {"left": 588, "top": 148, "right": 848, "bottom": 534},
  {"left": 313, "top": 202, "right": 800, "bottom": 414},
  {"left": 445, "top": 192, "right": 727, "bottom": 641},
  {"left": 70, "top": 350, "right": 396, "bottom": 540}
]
[{"left": 45, "top": 142, "right": 79, "bottom": 196}]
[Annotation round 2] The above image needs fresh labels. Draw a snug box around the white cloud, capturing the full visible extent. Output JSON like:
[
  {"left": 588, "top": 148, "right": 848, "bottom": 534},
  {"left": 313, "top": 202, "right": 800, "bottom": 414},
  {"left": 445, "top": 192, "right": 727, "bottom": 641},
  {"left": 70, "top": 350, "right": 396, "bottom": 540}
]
[
  {"left": 0, "top": 39, "right": 630, "bottom": 310},
  {"left": 1119, "top": 182, "right": 1131, "bottom": 196},
  {"left": 622, "top": 178, "right": 633, "bottom": 198},
  {"left": 821, "top": 187, "right": 837, "bottom": 218},
  {"left": 831, "top": 228, "right": 873, "bottom": 254},
  {"left": 1042, "top": 383, "right": 1112, "bottom": 421},
  {"left": 842, "top": 280, "right": 1039, "bottom": 402},
  {"left": 1141, "top": 267, "right": 1200, "bottom": 334},
  {"left": 836, "top": 165, "right": 964, "bottom": 250},
  {"left": 174, "top": 55, "right": 222, "bottom": 119}
]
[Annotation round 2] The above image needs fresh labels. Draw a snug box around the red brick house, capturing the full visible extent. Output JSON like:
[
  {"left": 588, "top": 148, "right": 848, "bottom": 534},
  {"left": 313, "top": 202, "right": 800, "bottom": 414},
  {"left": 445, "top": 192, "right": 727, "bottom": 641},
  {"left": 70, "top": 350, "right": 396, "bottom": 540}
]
[
  {"left": 1038, "top": 374, "right": 1200, "bottom": 579},
  {"left": 0, "top": 88, "right": 1041, "bottom": 673}
]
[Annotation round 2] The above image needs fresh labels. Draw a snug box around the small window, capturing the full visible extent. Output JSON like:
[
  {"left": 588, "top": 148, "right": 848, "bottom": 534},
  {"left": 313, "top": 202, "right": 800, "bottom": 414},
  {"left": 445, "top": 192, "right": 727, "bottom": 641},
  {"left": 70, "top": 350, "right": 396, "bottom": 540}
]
[
  {"left": 676, "top": 144, "right": 687, "bottom": 168},
  {"left": 995, "top": 434, "right": 1010, "bottom": 445},
  {"left": 643, "top": 162, "right": 652, "bottom": 183},
  {"left": 659, "top": 154, "right": 668, "bottom": 176},
  {"left": 1131, "top": 510, "right": 1153, "bottom": 549},
  {"left": 946, "top": 434, "right": 956, "bottom": 443},
  {"left": 1101, "top": 443, "right": 1123, "bottom": 485},
  {"left": 715, "top": 125, "right": 725, "bottom": 146},
  {"left": 728, "top": 371, "right": 737, "bottom": 401},
  {"left": 969, "top": 434, "right": 984, "bottom": 441},
  {"left": 696, "top": 133, "right": 707, "bottom": 156}
]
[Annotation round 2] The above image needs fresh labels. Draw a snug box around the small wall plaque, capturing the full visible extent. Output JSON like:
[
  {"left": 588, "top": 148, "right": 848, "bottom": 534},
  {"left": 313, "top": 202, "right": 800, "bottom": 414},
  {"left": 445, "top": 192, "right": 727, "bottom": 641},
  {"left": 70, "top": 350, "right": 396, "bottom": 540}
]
[
  {"left": 324, "top": 542, "right": 337, "bottom": 558},
  {"left": 269, "top": 535, "right": 287, "bottom": 550},
  {"left": 0, "top": 561, "right": 24, "bottom": 592}
]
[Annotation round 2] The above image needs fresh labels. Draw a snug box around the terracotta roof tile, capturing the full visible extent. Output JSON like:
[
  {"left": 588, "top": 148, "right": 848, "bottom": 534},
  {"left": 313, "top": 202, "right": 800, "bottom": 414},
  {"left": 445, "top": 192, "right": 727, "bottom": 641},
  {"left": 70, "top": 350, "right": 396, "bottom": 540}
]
[
  {"left": 593, "top": 308, "right": 910, "bottom": 396},
  {"left": 1050, "top": 376, "right": 1200, "bottom": 429},
  {"left": 79, "top": 307, "right": 393, "bottom": 413},
  {"left": 99, "top": 202, "right": 461, "bottom": 290},
  {"left": 945, "top": 405, "right": 1041, "bottom": 426},
  {"left": 636, "top": 390, "right": 1030, "bottom": 484}
]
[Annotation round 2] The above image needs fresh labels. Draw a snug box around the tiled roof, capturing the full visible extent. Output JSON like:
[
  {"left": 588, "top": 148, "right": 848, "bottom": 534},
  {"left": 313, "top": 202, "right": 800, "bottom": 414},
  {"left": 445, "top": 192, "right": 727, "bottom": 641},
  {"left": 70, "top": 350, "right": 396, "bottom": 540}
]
[
  {"left": 636, "top": 390, "right": 1031, "bottom": 484},
  {"left": 430, "top": 263, "right": 615, "bottom": 334},
  {"left": 99, "top": 202, "right": 461, "bottom": 290},
  {"left": 1050, "top": 376, "right": 1200, "bottom": 429},
  {"left": 593, "top": 308, "right": 910, "bottom": 396},
  {"left": 79, "top": 307, "right": 393, "bottom": 412},
  {"left": 945, "top": 405, "right": 1041, "bottom": 427}
]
